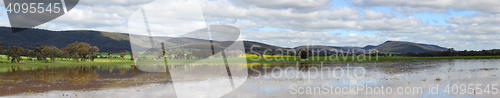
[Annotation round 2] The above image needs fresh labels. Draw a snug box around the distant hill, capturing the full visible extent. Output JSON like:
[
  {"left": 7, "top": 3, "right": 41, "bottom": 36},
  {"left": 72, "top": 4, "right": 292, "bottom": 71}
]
[
  {"left": 369, "top": 41, "right": 448, "bottom": 53},
  {"left": 294, "top": 45, "right": 362, "bottom": 52},
  {"left": 0, "top": 27, "right": 132, "bottom": 52},
  {"left": 0, "top": 27, "right": 287, "bottom": 53},
  {"left": 240, "top": 41, "right": 289, "bottom": 52},
  {"left": 362, "top": 45, "right": 377, "bottom": 50},
  {"left": 0, "top": 27, "right": 448, "bottom": 53},
  {"left": 293, "top": 41, "right": 447, "bottom": 53}
]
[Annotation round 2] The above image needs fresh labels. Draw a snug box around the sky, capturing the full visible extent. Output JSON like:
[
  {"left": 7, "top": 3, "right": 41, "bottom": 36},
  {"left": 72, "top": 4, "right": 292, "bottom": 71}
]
[{"left": 1, "top": 0, "right": 500, "bottom": 50}]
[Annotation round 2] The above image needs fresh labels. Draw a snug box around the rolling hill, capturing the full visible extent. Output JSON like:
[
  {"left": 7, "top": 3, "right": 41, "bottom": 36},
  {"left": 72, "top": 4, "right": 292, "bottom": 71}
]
[
  {"left": 0, "top": 27, "right": 286, "bottom": 53},
  {"left": 0, "top": 27, "right": 448, "bottom": 53},
  {"left": 294, "top": 45, "right": 362, "bottom": 52},
  {"left": 294, "top": 41, "right": 448, "bottom": 53},
  {"left": 366, "top": 41, "right": 448, "bottom": 53},
  {"left": 0, "top": 27, "right": 132, "bottom": 52}
]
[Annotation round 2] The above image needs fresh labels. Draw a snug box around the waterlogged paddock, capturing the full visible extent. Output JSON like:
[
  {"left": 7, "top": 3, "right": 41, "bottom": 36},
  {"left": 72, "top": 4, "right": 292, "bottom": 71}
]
[{"left": 0, "top": 59, "right": 499, "bottom": 97}]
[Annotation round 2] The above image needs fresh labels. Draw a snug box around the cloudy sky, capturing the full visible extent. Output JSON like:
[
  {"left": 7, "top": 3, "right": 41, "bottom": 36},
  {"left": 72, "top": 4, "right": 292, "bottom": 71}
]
[{"left": 1, "top": 0, "right": 500, "bottom": 50}]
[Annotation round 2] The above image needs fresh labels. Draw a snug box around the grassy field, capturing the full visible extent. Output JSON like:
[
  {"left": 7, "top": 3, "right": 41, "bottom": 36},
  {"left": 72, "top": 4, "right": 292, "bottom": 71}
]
[
  {"left": 2, "top": 54, "right": 500, "bottom": 66},
  {"left": 0, "top": 54, "right": 134, "bottom": 66},
  {"left": 96, "top": 52, "right": 133, "bottom": 60}
]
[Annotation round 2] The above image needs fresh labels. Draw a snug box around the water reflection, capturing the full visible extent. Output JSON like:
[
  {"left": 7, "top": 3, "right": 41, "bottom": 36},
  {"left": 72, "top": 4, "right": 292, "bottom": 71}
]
[
  {"left": 0, "top": 59, "right": 499, "bottom": 97},
  {"left": 4, "top": 67, "right": 25, "bottom": 84},
  {"left": 0, "top": 65, "right": 171, "bottom": 96},
  {"left": 63, "top": 66, "right": 99, "bottom": 84},
  {"left": 26, "top": 66, "right": 64, "bottom": 83}
]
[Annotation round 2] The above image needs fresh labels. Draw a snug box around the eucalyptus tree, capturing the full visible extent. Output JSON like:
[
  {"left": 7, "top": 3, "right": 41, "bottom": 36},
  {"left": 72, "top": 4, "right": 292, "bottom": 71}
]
[
  {"left": 7, "top": 46, "right": 25, "bottom": 63},
  {"left": 41, "top": 46, "right": 62, "bottom": 63}
]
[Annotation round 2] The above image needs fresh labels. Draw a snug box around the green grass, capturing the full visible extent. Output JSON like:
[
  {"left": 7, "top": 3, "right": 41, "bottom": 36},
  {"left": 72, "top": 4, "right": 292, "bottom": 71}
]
[
  {"left": 0, "top": 54, "right": 134, "bottom": 66},
  {"left": 96, "top": 52, "right": 132, "bottom": 60},
  {"left": 2, "top": 54, "right": 500, "bottom": 66}
]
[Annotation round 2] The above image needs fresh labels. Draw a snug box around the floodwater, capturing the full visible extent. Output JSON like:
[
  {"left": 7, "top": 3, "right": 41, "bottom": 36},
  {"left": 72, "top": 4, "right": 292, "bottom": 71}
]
[{"left": 1, "top": 59, "right": 500, "bottom": 98}]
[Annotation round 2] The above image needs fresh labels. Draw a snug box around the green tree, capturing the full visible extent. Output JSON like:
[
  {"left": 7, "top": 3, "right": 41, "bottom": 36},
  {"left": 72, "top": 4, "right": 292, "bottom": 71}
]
[
  {"left": 66, "top": 41, "right": 97, "bottom": 62},
  {"left": 7, "top": 46, "right": 25, "bottom": 63},
  {"left": 88, "top": 46, "right": 99, "bottom": 61},
  {"left": 190, "top": 49, "right": 199, "bottom": 59},
  {"left": 0, "top": 42, "right": 4, "bottom": 55},
  {"left": 0, "top": 42, "right": 4, "bottom": 60},
  {"left": 166, "top": 50, "right": 173, "bottom": 59},
  {"left": 34, "top": 45, "right": 47, "bottom": 60},
  {"left": 60, "top": 48, "right": 70, "bottom": 61},
  {"left": 41, "top": 46, "right": 62, "bottom": 63},
  {"left": 71, "top": 54, "right": 79, "bottom": 62},
  {"left": 27, "top": 50, "right": 36, "bottom": 60},
  {"left": 191, "top": 49, "right": 211, "bottom": 59},
  {"left": 65, "top": 42, "right": 79, "bottom": 61},
  {"left": 119, "top": 52, "right": 126, "bottom": 61},
  {"left": 77, "top": 47, "right": 89, "bottom": 62},
  {"left": 173, "top": 50, "right": 183, "bottom": 59}
]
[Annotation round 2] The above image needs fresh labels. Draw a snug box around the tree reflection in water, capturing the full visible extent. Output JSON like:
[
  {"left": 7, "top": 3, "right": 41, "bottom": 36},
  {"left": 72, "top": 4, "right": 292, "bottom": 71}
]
[
  {"left": 1, "top": 66, "right": 100, "bottom": 85},
  {"left": 108, "top": 66, "right": 114, "bottom": 73},
  {"left": 119, "top": 66, "right": 127, "bottom": 74},
  {"left": 4, "top": 67, "right": 25, "bottom": 84},
  {"left": 0, "top": 73, "right": 3, "bottom": 87},
  {"left": 130, "top": 65, "right": 139, "bottom": 74},
  {"left": 0, "top": 65, "right": 175, "bottom": 96},
  {"left": 26, "top": 66, "right": 64, "bottom": 83},
  {"left": 63, "top": 66, "right": 99, "bottom": 84}
]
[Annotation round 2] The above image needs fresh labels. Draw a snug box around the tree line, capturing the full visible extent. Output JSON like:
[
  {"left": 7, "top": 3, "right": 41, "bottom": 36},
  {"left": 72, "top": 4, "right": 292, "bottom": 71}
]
[
  {"left": 400, "top": 48, "right": 500, "bottom": 57},
  {"left": 0, "top": 41, "right": 116, "bottom": 63},
  {"left": 136, "top": 49, "right": 245, "bottom": 60}
]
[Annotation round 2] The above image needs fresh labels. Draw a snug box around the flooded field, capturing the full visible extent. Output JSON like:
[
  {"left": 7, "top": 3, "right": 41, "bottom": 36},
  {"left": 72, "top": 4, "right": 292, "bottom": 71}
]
[{"left": 1, "top": 59, "right": 499, "bottom": 97}]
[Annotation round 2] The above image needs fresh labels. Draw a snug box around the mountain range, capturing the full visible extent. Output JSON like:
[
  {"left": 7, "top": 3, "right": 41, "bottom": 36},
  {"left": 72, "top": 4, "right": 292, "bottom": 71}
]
[
  {"left": 295, "top": 40, "right": 448, "bottom": 53},
  {"left": 0, "top": 27, "right": 448, "bottom": 53}
]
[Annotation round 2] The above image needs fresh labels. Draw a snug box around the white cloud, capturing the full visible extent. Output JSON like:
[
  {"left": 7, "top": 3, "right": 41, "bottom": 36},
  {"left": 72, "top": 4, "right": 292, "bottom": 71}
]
[
  {"left": 358, "top": 17, "right": 446, "bottom": 36},
  {"left": 352, "top": 0, "right": 500, "bottom": 14},
  {"left": 79, "top": 0, "right": 154, "bottom": 6},
  {"left": 445, "top": 13, "right": 500, "bottom": 35},
  {"left": 202, "top": 1, "right": 359, "bottom": 20},
  {"left": 449, "top": 25, "right": 500, "bottom": 34},
  {"left": 201, "top": 0, "right": 359, "bottom": 31},
  {"left": 31, "top": 0, "right": 210, "bottom": 36},
  {"left": 241, "top": 29, "right": 386, "bottom": 47},
  {"left": 403, "top": 32, "right": 500, "bottom": 50},
  {"left": 52, "top": 6, "right": 127, "bottom": 28},
  {"left": 446, "top": 13, "right": 500, "bottom": 25},
  {"left": 32, "top": 4, "right": 139, "bottom": 32},
  {"left": 229, "top": 0, "right": 332, "bottom": 12},
  {"left": 363, "top": 9, "right": 394, "bottom": 19},
  {"left": 127, "top": 0, "right": 207, "bottom": 36}
]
